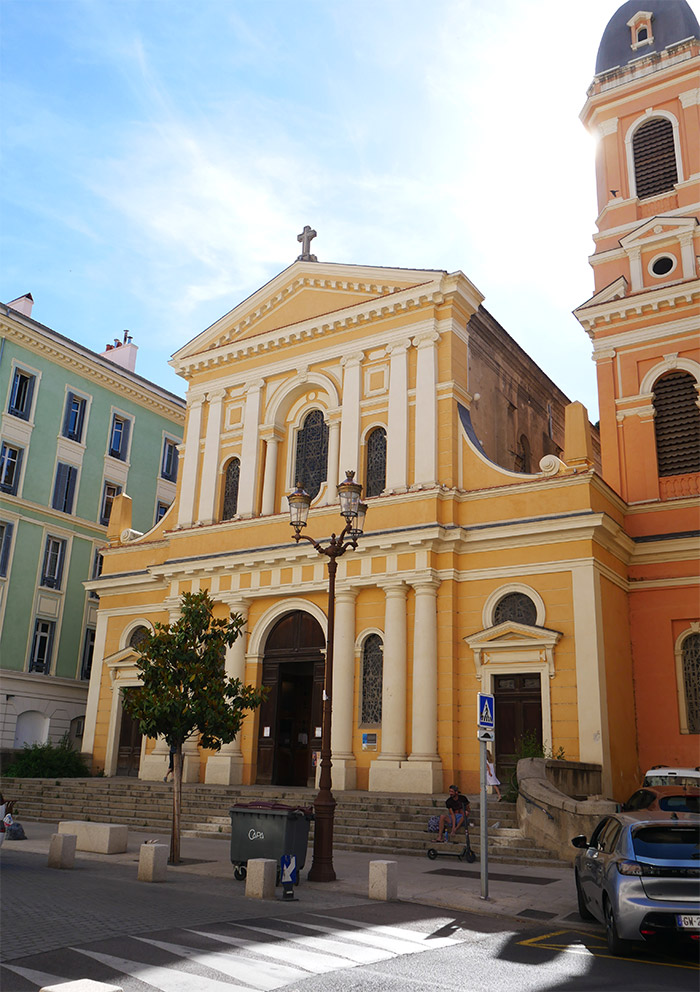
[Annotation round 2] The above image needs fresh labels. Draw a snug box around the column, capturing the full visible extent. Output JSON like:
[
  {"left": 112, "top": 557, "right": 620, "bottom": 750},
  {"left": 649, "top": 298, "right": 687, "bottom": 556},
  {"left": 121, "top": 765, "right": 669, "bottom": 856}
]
[
  {"left": 385, "top": 340, "right": 410, "bottom": 492},
  {"left": 407, "top": 578, "right": 443, "bottom": 792},
  {"left": 260, "top": 427, "right": 282, "bottom": 516},
  {"left": 197, "top": 388, "right": 227, "bottom": 524},
  {"left": 177, "top": 397, "right": 204, "bottom": 527},
  {"left": 412, "top": 330, "right": 439, "bottom": 488},
  {"left": 238, "top": 380, "right": 265, "bottom": 518},
  {"left": 338, "top": 353, "right": 363, "bottom": 484},
  {"left": 369, "top": 582, "right": 407, "bottom": 792},
  {"left": 325, "top": 412, "right": 341, "bottom": 499},
  {"left": 205, "top": 600, "right": 249, "bottom": 785},
  {"left": 330, "top": 588, "right": 358, "bottom": 789}
]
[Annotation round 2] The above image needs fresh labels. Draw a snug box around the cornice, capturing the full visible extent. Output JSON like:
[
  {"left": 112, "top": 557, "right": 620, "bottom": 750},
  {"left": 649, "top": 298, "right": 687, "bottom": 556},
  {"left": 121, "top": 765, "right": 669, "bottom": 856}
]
[
  {"left": 0, "top": 314, "right": 185, "bottom": 422},
  {"left": 588, "top": 313, "right": 699, "bottom": 352},
  {"left": 575, "top": 279, "right": 700, "bottom": 334}
]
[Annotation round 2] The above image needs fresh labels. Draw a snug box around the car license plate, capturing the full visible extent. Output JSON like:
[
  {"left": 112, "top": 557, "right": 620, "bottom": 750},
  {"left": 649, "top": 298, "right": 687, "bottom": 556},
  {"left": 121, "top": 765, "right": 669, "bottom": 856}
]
[{"left": 676, "top": 914, "right": 700, "bottom": 929}]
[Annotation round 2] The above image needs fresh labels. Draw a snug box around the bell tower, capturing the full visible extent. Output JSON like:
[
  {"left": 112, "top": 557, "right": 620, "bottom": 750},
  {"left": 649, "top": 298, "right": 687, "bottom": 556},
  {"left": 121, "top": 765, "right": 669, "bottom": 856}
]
[{"left": 576, "top": 0, "right": 700, "bottom": 503}]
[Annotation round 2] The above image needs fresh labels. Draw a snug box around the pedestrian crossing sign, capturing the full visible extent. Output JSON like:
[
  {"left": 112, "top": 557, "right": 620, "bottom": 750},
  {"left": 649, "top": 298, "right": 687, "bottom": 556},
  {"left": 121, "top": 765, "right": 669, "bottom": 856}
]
[{"left": 477, "top": 692, "right": 495, "bottom": 729}]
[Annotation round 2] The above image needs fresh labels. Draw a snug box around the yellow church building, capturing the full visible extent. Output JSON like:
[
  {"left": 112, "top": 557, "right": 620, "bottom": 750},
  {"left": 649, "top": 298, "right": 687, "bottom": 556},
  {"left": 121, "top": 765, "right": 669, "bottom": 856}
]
[{"left": 82, "top": 252, "right": 638, "bottom": 801}]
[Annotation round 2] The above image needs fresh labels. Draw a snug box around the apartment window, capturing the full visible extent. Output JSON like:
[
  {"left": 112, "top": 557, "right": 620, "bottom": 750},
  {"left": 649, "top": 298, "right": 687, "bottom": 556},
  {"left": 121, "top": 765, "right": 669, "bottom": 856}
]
[
  {"left": 7, "top": 368, "right": 36, "bottom": 420},
  {"left": 51, "top": 462, "right": 78, "bottom": 514},
  {"left": 40, "top": 536, "right": 66, "bottom": 589},
  {"left": 89, "top": 548, "right": 103, "bottom": 598},
  {"left": 62, "top": 392, "right": 87, "bottom": 443},
  {"left": 0, "top": 521, "right": 14, "bottom": 576},
  {"left": 161, "top": 438, "right": 179, "bottom": 482},
  {"left": 0, "top": 443, "right": 23, "bottom": 495},
  {"left": 81, "top": 627, "right": 96, "bottom": 680},
  {"left": 29, "top": 618, "right": 56, "bottom": 673},
  {"left": 155, "top": 500, "right": 170, "bottom": 523},
  {"left": 108, "top": 414, "right": 131, "bottom": 460},
  {"left": 100, "top": 481, "right": 122, "bottom": 526}
]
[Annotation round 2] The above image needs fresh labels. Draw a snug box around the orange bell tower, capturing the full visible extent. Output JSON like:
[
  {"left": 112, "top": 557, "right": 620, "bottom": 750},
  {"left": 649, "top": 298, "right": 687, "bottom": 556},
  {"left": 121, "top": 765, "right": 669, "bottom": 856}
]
[{"left": 577, "top": 1, "right": 700, "bottom": 771}]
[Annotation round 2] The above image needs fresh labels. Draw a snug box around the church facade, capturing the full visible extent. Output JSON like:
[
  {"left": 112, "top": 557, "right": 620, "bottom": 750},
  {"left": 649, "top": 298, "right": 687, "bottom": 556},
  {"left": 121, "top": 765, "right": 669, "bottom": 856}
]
[{"left": 82, "top": 1, "right": 699, "bottom": 800}]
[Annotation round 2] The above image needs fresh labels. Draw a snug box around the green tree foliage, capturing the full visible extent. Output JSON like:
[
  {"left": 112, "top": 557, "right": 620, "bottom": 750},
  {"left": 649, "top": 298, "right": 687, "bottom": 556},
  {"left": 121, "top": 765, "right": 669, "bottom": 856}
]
[
  {"left": 122, "top": 590, "right": 265, "bottom": 862},
  {"left": 4, "top": 736, "right": 90, "bottom": 778}
]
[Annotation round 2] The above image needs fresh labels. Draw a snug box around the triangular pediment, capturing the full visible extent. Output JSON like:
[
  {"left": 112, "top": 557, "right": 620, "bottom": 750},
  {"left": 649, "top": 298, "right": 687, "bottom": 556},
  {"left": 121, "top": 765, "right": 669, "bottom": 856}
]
[
  {"left": 619, "top": 215, "right": 697, "bottom": 250},
  {"left": 575, "top": 275, "right": 628, "bottom": 313},
  {"left": 172, "top": 260, "right": 443, "bottom": 362},
  {"left": 465, "top": 620, "right": 561, "bottom": 648}
]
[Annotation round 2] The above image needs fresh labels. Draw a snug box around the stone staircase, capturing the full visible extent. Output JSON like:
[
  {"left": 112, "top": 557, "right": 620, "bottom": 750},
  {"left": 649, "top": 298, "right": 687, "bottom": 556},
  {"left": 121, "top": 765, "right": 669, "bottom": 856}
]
[{"left": 0, "top": 777, "right": 568, "bottom": 867}]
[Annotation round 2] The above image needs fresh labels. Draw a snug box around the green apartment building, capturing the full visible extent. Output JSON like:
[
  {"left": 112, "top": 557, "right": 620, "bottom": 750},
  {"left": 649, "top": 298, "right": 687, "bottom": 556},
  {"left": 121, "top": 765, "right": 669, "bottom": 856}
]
[{"left": 0, "top": 294, "right": 184, "bottom": 758}]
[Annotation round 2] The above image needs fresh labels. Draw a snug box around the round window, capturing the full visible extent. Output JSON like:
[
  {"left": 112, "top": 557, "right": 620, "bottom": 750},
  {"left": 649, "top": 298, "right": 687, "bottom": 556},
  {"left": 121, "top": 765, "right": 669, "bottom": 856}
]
[
  {"left": 493, "top": 592, "right": 537, "bottom": 626},
  {"left": 650, "top": 255, "right": 675, "bottom": 277}
]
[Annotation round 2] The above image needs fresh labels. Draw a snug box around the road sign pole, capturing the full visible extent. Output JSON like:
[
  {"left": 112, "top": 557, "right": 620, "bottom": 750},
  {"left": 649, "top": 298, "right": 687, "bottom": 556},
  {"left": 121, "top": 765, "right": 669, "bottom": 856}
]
[{"left": 480, "top": 736, "right": 488, "bottom": 900}]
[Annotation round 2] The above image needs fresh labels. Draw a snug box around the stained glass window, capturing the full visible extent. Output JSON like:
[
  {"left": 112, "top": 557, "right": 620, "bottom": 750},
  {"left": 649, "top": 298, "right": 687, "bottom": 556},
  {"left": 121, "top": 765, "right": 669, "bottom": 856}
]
[
  {"left": 295, "top": 410, "right": 328, "bottom": 501},
  {"left": 222, "top": 458, "right": 240, "bottom": 519},
  {"left": 360, "top": 633, "right": 383, "bottom": 725},
  {"left": 493, "top": 592, "right": 537, "bottom": 626},
  {"left": 129, "top": 626, "right": 149, "bottom": 650},
  {"left": 682, "top": 633, "right": 700, "bottom": 734},
  {"left": 365, "top": 427, "right": 387, "bottom": 497}
]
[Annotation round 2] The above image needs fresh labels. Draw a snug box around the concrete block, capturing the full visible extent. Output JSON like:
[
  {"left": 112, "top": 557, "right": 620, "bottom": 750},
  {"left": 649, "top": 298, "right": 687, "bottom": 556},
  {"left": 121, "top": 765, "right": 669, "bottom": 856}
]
[
  {"left": 137, "top": 842, "right": 168, "bottom": 882},
  {"left": 40, "top": 980, "right": 123, "bottom": 991},
  {"left": 369, "top": 860, "right": 398, "bottom": 901},
  {"left": 58, "top": 821, "right": 128, "bottom": 854},
  {"left": 48, "top": 833, "right": 77, "bottom": 870},
  {"left": 245, "top": 858, "right": 276, "bottom": 899}
]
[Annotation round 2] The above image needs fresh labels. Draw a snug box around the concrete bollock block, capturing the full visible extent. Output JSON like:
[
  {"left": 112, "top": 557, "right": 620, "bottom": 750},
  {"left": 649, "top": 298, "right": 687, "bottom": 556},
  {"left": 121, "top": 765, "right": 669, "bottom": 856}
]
[
  {"left": 58, "top": 821, "right": 128, "bottom": 854},
  {"left": 40, "top": 980, "right": 123, "bottom": 991},
  {"left": 245, "top": 858, "right": 277, "bottom": 899},
  {"left": 369, "top": 860, "right": 398, "bottom": 901},
  {"left": 137, "top": 842, "right": 168, "bottom": 882},
  {"left": 47, "top": 833, "right": 77, "bottom": 870}
]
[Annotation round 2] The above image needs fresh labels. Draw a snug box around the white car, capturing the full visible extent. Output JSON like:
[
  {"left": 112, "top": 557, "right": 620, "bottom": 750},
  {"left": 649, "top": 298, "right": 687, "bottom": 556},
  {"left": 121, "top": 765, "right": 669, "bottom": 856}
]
[{"left": 643, "top": 766, "right": 700, "bottom": 788}]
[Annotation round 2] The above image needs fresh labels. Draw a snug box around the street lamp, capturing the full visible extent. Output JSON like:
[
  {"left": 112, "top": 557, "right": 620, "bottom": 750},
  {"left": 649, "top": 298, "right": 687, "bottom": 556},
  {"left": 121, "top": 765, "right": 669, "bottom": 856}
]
[{"left": 287, "top": 470, "right": 367, "bottom": 882}]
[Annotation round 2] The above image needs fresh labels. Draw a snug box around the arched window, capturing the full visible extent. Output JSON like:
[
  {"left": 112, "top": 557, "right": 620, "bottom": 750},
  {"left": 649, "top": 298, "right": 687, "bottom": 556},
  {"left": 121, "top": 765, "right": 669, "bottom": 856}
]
[
  {"left": 360, "top": 633, "right": 383, "bottom": 725},
  {"left": 493, "top": 592, "right": 537, "bottom": 626},
  {"left": 365, "top": 427, "right": 387, "bottom": 497},
  {"left": 653, "top": 372, "right": 700, "bottom": 477},
  {"left": 128, "top": 626, "right": 149, "bottom": 650},
  {"left": 681, "top": 633, "right": 700, "bottom": 734},
  {"left": 222, "top": 457, "right": 240, "bottom": 519},
  {"left": 294, "top": 409, "right": 328, "bottom": 501},
  {"left": 632, "top": 118, "right": 678, "bottom": 199}
]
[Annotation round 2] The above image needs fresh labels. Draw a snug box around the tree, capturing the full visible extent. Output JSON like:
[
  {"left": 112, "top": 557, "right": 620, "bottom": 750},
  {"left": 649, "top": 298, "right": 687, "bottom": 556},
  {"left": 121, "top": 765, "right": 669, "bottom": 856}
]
[{"left": 122, "top": 590, "right": 265, "bottom": 863}]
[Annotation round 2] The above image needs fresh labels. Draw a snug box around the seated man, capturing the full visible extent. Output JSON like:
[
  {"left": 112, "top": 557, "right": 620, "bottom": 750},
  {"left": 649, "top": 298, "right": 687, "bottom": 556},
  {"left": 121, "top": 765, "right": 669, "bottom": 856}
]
[{"left": 438, "top": 785, "right": 470, "bottom": 842}]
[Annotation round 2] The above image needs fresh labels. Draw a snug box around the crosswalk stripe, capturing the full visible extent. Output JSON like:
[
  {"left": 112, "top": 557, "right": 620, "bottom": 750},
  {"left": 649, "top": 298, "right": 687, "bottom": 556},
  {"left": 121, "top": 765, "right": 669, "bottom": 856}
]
[
  {"left": 187, "top": 927, "right": 351, "bottom": 974},
  {"left": 323, "top": 914, "right": 461, "bottom": 947},
  {"left": 295, "top": 919, "right": 458, "bottom": 954},
  {"left": 135, "top": 936, "right": 307, "bottom": 989},
  {"left": 72, "top": 947, "right": 243, "bottom": 992},
  {"left": 230, "top": 922, "right": 392, "bottom": 964},
  {"left": 3, "top": 964, "right": 68, "bottom": 989}
]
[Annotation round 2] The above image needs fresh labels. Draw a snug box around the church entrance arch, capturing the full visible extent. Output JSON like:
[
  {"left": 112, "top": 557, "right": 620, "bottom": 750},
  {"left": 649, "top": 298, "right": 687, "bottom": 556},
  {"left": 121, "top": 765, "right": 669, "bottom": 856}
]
[{"left": 256, "top": 610, "right": 325, "bottom": 787}]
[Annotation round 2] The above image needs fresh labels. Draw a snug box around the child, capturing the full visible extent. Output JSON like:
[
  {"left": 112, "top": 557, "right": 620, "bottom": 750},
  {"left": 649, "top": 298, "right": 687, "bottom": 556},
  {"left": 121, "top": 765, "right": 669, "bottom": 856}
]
[{"left": 486, "top": 750, "right": 502, "bottom": 801}]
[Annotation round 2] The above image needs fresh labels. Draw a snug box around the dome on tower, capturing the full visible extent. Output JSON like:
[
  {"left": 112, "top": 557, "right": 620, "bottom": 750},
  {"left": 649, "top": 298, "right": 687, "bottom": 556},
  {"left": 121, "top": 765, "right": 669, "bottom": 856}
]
[{"left": 595, "top": 0, "right": 700, "bottom": 74}]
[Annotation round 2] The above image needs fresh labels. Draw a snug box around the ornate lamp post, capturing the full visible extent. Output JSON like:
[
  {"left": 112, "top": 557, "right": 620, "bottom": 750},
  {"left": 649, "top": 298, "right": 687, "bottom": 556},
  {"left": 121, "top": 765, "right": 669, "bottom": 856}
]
[{"left": 287, "top": 470, "right": 367, "bottom": 882}]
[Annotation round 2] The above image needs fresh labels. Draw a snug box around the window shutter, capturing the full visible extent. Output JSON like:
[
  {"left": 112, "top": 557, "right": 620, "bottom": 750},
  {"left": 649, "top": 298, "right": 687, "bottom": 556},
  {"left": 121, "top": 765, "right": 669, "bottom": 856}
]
[
  {"left": 12, "top": 447, "right": 23, "bottom": 495},
  {"left": 121, "top": 419, "right": 131, "bottom": 460},
  {"left": 0, "top": 522, "right": 13, "bottom": 575},
  {"left": 55, "top": 540, "right": 65, "bottom": 587},
  {"left": 171, "top": 444, "right": 179, "bottom": 480},
  {"left": 65, "top": 466, "right": 77, "bottom": 514},
  {"left": 633, "top": 118, "right": 678, "bottom": 199},
  {"left": 63, "top": 393, "right": 75, "bottom": 437},
  {"left": 23, "top": 375, "right": 35, "bottom": 420},
  {"left": 653, "top": 372, "right": 700, "bottom": 477}
]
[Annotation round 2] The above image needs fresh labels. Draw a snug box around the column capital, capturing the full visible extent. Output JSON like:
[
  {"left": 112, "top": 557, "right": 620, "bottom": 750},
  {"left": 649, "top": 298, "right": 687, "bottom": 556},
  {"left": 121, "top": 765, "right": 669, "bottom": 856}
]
[
  {"left": 219, "top": 594, "right": 251, "bottom": 617},
  {"left": 412, "top": 329, "right": 440, "bottom": 349},
  {"left": 335, "top": 586, "right": 359, "bottom": 604},
  {"left": 341, "top": 351, "right": 365, "bottom": 369},
  {"left": 259, "top": 424, "right": 285, "bottom": 443},
  {"left": 205, "top": 387, "right": 228, "bottom": 403},
  {"left": 245, "top": 378, "right": 266, "bottom": 395},
  {"left": 385, "top": 338, "right": 411, "bottom": 357},
  {"left": 384, "top": 581, "right": 407, "bottom": 598},
  {"left": 411, "top": 575, "right": 440, "bottom": 594},
  {"left": 187, "top": 394, "right": 206, "bottom": 410}
]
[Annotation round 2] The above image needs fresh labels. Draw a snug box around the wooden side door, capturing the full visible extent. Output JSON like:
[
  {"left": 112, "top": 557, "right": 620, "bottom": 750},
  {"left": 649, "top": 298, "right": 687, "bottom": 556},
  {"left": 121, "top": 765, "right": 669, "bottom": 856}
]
[{"left": 493, "top": 673, "right": 542, "bottom": 789}]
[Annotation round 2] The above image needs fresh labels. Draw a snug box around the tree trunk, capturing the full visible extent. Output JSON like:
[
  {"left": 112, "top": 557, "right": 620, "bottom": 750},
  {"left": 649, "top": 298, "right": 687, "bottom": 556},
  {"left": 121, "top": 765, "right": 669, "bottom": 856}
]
[{"left": 170, "top": 745, "right": 182, "bottom": 864}]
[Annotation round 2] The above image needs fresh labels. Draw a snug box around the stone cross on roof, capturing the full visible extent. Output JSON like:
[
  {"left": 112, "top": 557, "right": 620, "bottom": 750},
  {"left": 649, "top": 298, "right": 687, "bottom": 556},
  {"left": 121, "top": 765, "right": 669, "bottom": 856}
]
[{"left": 296, "top": 225, "right": 318, "bottom": 262}]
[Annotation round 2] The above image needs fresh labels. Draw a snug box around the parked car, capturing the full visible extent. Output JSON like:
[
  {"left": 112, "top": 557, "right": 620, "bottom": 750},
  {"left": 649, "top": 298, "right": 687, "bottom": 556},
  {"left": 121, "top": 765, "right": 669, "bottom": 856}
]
[
  {"left": 643, "top": 766, "right": 700, "bottom": 788},
  {"left": 622, "top": 785, "right": 700, "bottom": 814},
  {"left": 572, "top": 812, "right": 700, "bottom": 955}
]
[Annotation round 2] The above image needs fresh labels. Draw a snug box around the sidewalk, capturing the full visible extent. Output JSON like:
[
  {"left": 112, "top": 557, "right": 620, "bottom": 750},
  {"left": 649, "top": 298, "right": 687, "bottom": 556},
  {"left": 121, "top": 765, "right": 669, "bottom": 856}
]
[{"left": 1, "top": 818, "right": 588, "bottom": 958}]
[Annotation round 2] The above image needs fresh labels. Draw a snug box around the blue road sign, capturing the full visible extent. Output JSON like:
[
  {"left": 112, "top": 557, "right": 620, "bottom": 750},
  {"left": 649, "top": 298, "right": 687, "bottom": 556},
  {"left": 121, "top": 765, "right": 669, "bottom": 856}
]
[
  {"left": 477, "top": 692, "right": 495, "bottom": 729},
  {"left": 280, "top": 854, "right": 298, "bottom": 885}
]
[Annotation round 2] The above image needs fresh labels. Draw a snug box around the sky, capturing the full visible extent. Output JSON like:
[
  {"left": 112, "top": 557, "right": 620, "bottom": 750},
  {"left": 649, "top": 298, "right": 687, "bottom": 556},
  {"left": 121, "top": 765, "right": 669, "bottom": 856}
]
[{"left": 1, "top": 0, "right": 631, "bottom": 418}]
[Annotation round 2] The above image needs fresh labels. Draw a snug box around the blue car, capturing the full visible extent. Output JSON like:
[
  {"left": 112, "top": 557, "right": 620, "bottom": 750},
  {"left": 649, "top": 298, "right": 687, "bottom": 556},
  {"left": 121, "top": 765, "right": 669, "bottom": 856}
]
[{"left": 571, "top": 811, "right": 700, "bottom": 955}]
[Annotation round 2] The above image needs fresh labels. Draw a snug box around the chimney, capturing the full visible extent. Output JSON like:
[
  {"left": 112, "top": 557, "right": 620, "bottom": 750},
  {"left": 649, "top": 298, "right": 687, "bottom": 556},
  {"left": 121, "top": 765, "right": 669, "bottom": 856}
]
[
  {"left": 7, "top": 293, "right": 34, "bottom": 317},
  {"left": 101, "top": 330, "right": 138, "bottom": 372}
]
